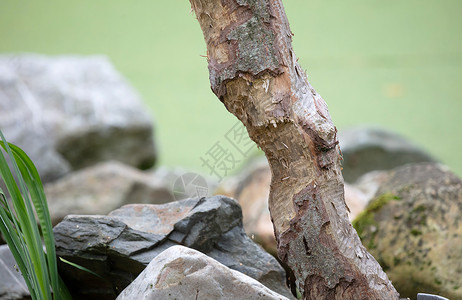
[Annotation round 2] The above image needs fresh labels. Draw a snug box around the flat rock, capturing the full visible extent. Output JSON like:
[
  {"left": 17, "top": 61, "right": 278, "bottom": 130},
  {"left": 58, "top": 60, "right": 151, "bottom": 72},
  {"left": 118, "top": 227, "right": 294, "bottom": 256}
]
[
  {"left": 339, "top": 126, "right": 436, "bottom": 182},
  {"left": 45, "top": 161, "right": 175, "bottom": 225},
  {"left": 116, "top": 245, "right": 289, "bottom": 300},
  {"left": 0, "top": 245, "right": 29, "bottom": 300},
  {"left": 54, "top": 195, "right": 293, "bottom": 299},
  {"left": 0, "top": 54, "right": 156, "bottom": 183},
  {"left": 353, "top": 163, "right": 462, "bottom": 300}
]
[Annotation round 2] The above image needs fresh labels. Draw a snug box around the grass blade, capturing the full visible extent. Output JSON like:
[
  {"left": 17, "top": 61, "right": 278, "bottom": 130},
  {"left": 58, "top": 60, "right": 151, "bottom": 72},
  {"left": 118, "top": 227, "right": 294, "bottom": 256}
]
[
  {"left": 0, "top": 189, "right": 36, "bottom": 295},
  {"left": 0, "top": 131, "right": 71, "bottom": 299},
  {"left": 9, "top": 143, "right": 61, "bottom": 296},
  {"left": 0, "top": 138, "right": 42, "bottom": 299},
  {"left": 59, "top": 257, "right": 103, "bottom": 279}
]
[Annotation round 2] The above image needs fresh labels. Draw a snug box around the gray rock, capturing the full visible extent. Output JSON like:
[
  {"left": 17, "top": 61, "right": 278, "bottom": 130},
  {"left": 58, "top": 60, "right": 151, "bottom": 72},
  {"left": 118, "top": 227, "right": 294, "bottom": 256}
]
[
  {"left": 116, "top": 245, "right": 289, "bottom": 300},
  {"left": 353, "top": 163, "right": 462, "bottom": 300},
  {"left": 0, "top": 54, "right": 156, "bottom": 183},
  {"left": 339, "top": 126, "right": 436, "bottom": 182},
  {"left": 417, "top": 293, "right": 449, "bottom": 300},
  {"left": 54, "top": 196, "right": 293, "bottom": 299},
  {"left": 0, "top": 245, "right": 29, "bottom": 300},
  {"left": 45, "top": 161, "right": 174, "bottom": 225},
  {"left": 216, "top": 157, "right": 276, "bottom": 255}
]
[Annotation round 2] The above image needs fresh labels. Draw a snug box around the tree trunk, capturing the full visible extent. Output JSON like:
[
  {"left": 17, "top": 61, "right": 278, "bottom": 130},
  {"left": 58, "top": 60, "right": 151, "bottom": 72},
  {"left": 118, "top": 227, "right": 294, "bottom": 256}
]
[{"left": 188, "top": 0, "right": 399, "bottom": 299}]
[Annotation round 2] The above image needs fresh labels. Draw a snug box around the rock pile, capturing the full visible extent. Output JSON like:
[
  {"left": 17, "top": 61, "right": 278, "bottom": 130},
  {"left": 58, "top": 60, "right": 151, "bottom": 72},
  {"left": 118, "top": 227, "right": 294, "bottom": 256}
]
[
  {"left": 53, "top": 196, "right": 293, "bottom": 299},
  {"left": 0, "top": 54, "right": 458, "bottom": 300}
]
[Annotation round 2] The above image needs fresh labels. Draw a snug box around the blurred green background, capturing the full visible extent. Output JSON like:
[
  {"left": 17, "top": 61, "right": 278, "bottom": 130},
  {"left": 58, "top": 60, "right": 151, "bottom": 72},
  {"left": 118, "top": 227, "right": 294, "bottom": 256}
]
[{"left": 1, "top": 0, "right": 461, "bottom": 177}]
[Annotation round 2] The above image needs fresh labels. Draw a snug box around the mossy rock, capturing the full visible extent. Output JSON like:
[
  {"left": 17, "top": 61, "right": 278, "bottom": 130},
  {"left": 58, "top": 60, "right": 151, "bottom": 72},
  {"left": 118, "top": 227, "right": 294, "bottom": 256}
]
[
  {"left": 353, "top": 163, "right": 462, "bottom": 300},
  {"left": 353, "top": 192, "right": 401, "bottom": 250}
]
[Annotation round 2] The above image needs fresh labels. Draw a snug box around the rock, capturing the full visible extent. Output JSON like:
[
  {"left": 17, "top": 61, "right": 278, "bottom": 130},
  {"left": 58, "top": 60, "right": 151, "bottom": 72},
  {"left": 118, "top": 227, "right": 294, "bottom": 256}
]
[
  {"left": 353, "top": 163, "right": 462, "bottom": 300},
  {"left": 45, "top": 161, "right": 175, "bottom": 225},
  {"left": 116, "top": 245, "right": 289, "bottom": 300},
  {"left": 338, "top": 126, "right": 436, "bottom": 182},
  {"left": 217, "top": 157, "right": 275, "bottom": 254},
  {"left": 0, "top": 54, "right": 156, "bottom": 183},
  {"left": 417, "top": 293, "right": 449, "bottom": 300},
  {"left": 345, "top": 170, "right": 391, "bottom": 221},
  {"left": 53, "top": 196, "right": 293, "bottom": 299},
  {"left": 0, "top": 245, "right": 30, "bottom": 300},
  {"left": 353, "top": 170, "right": 391, "bottom": 201},
  {"left": 343, "top": 183, "right": 369, "bottom": 221}
]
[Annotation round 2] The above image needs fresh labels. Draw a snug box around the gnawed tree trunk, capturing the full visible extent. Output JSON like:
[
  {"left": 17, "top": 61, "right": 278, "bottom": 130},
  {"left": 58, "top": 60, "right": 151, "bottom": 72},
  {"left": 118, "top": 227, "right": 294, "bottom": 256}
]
[{"left": 189, "top": 0, "right": 399, "bottom": 299}]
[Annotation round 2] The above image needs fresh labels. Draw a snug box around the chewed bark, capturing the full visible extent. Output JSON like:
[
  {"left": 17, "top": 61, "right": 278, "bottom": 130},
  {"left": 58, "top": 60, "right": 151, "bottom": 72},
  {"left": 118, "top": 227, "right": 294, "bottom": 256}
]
[{"left": 189, "top": 0, "right": 399, "bottom": 298}]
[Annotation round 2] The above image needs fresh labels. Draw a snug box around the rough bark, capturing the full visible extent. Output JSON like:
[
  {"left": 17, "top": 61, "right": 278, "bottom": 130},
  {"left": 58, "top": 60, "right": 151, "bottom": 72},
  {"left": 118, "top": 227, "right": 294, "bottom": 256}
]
[{"left": 189, "top": 0, "right": 399, "bottom": 299}]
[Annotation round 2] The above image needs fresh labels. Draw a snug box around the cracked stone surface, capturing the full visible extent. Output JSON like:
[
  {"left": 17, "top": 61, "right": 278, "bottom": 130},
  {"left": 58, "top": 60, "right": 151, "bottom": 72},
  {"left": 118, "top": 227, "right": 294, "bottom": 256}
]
[
  {"left": 116, "top": 245, "right": 289, "bottom": 300},
  {"left": 54, "top": 195, "right": 293, "bottom": 299}
]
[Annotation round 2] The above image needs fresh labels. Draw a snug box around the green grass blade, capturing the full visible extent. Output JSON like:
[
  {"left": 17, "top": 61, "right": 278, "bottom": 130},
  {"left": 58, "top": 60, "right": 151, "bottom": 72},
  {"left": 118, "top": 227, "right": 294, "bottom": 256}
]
[
  {"left": 0, "top": 134, "right": 49, "bottom": 299},
  {"left": 0, "top": 190, "right": 37, "bottom": 296},
  {"left": 59, "top": 257, "right": 103, "bottom": 279},
  {"left": 0, "top": 131, "right": 72, "bottom": 299},
  {"left": 0, "top": 188, "right": 17, "bottom": 225},
  {"left": 57, "top": 274, "right": 73, "bottom": 299},
  {"left": 8, "top": 143, "right": 61, "bottom": 297},
  {"left": 9, "top": 149, "right": 51, "bottom": 299},
  {"left": 0, "top": 147, "right": 41, "bottom": 299}
]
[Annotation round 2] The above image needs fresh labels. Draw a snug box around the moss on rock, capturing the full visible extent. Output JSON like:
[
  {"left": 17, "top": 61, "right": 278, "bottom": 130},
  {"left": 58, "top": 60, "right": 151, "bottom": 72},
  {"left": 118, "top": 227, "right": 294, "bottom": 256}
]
[{"left": 353, "top": 192, "right": 400, "bottom": 248}]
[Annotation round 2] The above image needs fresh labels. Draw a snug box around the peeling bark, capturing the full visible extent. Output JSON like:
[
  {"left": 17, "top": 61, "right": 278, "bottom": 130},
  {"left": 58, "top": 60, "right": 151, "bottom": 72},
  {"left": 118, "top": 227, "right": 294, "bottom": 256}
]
[{"left": 188, "top": 0, "right": 399, "bottom": 299}]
